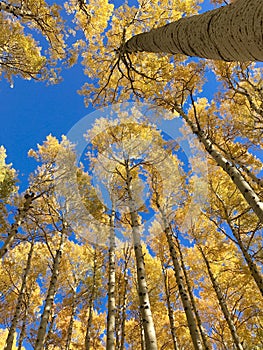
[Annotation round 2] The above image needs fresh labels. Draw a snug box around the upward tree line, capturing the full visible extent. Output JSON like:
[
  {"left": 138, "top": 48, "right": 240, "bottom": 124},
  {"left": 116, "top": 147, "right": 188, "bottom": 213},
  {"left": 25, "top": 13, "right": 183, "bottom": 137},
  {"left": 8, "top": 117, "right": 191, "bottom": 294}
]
[
  {"left": 0, "top": 115, "right": 262, "bottom": 349},
  {"left": 0, "top": 0, "right": 263, "bottom": 349}
]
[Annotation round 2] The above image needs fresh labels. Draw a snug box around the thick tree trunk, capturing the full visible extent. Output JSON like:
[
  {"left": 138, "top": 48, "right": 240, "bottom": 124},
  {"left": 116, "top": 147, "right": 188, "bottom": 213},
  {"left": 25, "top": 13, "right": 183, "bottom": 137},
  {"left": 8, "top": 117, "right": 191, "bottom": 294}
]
[
  {"left": 176, "top": 236, "right": 211, "bottom": 350},
  {"left": 124, "top": 0, "right": 263, "bottom": 61},
  {"left": 85, "top": 248, "right": 98, "bottom": 350},
  {"left": 198, "top": 246, "right": 244, "bottom": 350},
  {"left": 175, "top": 106, "right": 263, "bottom": 224},
  {"left": 5, "top": 240, "right": 34, "bottom": 350},
  {"left": 160, "top": 212, "right": 203, "bottom": 350},
  {"left": 125, "top": 160, "right": 158, "bottom": 350},
  {"left": 161, "top": 263, "right": 179, "bottom": 350},
  {"left": 35, "top": 229, "right": 66, "bottom": 350},
  {"left": 106, "top": 208, "right": 116, "bottom": 350},
  {"left": 0, "top": 193, "right": 34, "bottom": 258}
]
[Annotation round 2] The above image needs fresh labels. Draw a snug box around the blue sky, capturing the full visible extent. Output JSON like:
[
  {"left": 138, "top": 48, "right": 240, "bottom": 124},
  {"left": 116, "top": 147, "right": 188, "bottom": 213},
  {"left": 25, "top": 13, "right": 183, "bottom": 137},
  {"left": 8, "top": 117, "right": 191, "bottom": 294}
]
[{"left": 0, "top": 0, "right": 220, "bottom": 191}]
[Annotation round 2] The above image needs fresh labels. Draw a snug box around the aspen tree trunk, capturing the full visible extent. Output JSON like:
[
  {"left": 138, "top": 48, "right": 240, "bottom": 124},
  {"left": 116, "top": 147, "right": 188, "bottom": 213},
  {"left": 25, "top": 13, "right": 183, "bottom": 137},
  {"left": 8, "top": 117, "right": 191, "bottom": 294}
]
[
  {"left": 85, "top": 248, "right": 98, "bottom": 350},
  {"left": 198, "top": 246, "right": 244, "bottom": 350},
  {"left": 65, "top": 287, "right": 77, "bottom": 350},
  {"left": 175, "top": 236, "right": 211, "bottom": 350},
  {"left": 5, "top": 240, "right": 34, "bottom": 350},
  {"left": 34, "top": 229, "right": 66, "bottom": 350},
  {"left": 160, "top": 212, "right": 203, "bottom": 350},
  {"left": 124, "top": 0, "right": 263, "bottom": 61},
  {"left": 0, "top": 193, "right": 34, "bottom": 258},
  {"left": 106, "top": 208, "right": 116, "bottom": 350},
  {"left": 161, "top": 263, "right": 179, "bottom": 350},
  {"left": 120, "top": 246, "right": 131, "bottom": 350},
  {"left": 124, "top": 159, "right": 158, "bottom": 350},
  {"left": 175, "top": 106, "right": 263, "bottom": 224}
]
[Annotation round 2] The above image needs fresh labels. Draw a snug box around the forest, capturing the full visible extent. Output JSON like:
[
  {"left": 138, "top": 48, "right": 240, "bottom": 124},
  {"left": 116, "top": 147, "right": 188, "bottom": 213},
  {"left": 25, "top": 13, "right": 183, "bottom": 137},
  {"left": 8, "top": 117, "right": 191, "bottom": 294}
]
[{"left": 0, "top": 0, "right": 263, "bottom": 349}]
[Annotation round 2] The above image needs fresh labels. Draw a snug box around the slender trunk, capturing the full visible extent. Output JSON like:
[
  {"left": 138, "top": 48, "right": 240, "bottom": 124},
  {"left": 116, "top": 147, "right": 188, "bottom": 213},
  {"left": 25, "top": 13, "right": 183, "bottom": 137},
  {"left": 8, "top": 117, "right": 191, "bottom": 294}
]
[
  {"left": 5, "top": 240, "right": 34, "bottom": 350},
  {"left": 120, "top": 245, "right": 131, "bottom": 350},
  {"left": 65, "top": 287, "right": 77, "bottom": 350},
  {"left": 198, "top": 246, "right": 244, "bottom": 350},
  {"left": 175, "top": 106, "right": 263, "bottom": 224},
  {"left": 160, "top": 214, "right": 203, "bottom": 350},
  {"left": 176, "top": 236, "right": 211, "bottom": 350},
  {"left": 124, "top": 0, "right": 263, "bottom": 61},
  {"left": 0, "top": 193, "right": 34, "bottom": 258},
  {"left": 34, "top": 229, "right": 66, "bottom": 350},
  {"left": 161, "top": 263, "right": 179, "bottom": 350},
  {"left": 85, "top": 248, "right": 97, "bottom": 350},
  {"left": 125, "top": 160, "right": 158, "bottom": 350},
  {"left": 106, "top": 208, "right": 116, "bottom": 350}
]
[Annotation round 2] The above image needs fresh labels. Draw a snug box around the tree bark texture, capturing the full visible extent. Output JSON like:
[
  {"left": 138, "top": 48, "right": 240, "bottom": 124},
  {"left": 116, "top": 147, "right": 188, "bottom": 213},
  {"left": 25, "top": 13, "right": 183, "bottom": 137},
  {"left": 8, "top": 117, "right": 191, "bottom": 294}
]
[
  {"left": 124, "top": 0, "right": 263, "bottom": 61},
  {"left": 125, "top": 159, "right": 158, "bottom": 350},
  {"left": 106, "top": 208, "right": 116, "bottom": 350}
]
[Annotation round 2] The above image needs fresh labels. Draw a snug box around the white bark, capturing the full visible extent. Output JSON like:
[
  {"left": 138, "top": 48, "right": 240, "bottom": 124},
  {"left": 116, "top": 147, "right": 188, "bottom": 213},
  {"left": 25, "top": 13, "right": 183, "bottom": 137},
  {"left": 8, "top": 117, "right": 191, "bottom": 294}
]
[
  {"left": 125, "top": 160, "right": 158, "bottom": 350},
  {"left": 106, "top": 208, "right": 116, "bottom": 350},
  {"left": 199, "top": 246, "right": 244, "bottom": 350},
  {"left": 176, "top": 106, "right": 263, "bottom": 224},
  {"left": 34, "top": 229, "right": 66, "bottom": 350},
  {"left": 124, "top": 0, "right": 263, "bottom": 61},
  {"left": 5, "top": 240, "right": 34, "bottom": 350},
  {"left": 85, "top": 248, "right": 98, "bottom": 350},
  {"left": 160, "top": 212, "right": 203, "bottom": 350}
]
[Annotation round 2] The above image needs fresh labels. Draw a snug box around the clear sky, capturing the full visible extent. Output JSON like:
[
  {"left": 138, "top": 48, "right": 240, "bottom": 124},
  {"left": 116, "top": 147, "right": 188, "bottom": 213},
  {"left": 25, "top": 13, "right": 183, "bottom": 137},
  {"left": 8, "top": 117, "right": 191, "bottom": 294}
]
[{"left": 0, "top": 0, "right": 223, "bottom": 191}]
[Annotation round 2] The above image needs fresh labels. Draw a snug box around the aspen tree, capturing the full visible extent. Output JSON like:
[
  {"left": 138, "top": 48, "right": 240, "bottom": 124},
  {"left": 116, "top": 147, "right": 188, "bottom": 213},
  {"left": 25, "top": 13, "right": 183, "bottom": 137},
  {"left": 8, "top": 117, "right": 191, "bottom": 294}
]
[
  {"left": 65, "top": 284, "right": 77, "bottom": 350},
  {"left": 123, "top": 0, "right": 263, "bottom": 61},
  {"left": 161, "top": 262, "right": 179, "bottom": 350},
  {"left": 106, "top": 207, "right": 116, "bottom": 350},
  {"left": 198, "top": 245, "right": 244, "bottom": 350},
  {"left": 149, "top": 167, "right": 203, "bottom": 350},
  {"left": 175, "top": 234, "right": 211, "bottom": 350},
  {"left": 124, "top": 158, "right": 158, "bottom": 350},
  {"left": 85, "top": 247, "right": 98, "bottom": 350},
  {"left": 34, "top": 227, "right": 66, "bottom": 350}
]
